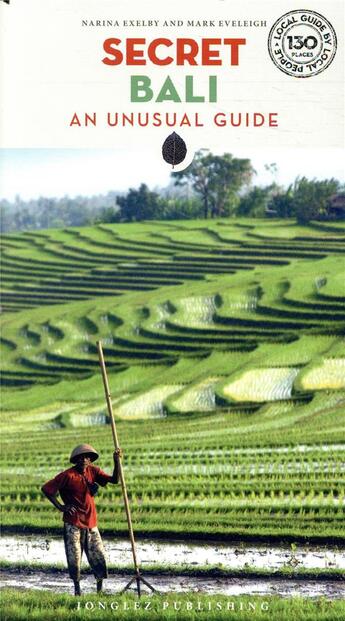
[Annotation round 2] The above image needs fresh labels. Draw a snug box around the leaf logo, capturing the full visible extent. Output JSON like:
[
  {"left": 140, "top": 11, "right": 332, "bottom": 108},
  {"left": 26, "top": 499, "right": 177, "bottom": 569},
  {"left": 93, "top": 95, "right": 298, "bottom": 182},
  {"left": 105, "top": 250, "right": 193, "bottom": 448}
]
[{"left": 162, "top": 132, "right": 187, "bottom": 168}]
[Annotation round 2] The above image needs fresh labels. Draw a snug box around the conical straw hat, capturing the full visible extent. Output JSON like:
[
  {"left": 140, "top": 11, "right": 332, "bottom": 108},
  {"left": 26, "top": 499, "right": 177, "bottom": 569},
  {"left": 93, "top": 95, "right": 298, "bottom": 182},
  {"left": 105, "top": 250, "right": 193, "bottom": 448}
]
[{"left": 70, "top": 444, "right": 99, "bottom": 463}]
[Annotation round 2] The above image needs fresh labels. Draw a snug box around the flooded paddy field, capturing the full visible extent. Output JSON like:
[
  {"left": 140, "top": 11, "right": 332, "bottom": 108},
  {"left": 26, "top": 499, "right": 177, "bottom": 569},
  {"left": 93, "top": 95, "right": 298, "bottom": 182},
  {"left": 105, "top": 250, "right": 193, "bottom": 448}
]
[{"left": 1, "top": 534, "right": 344, "bottom": 572}]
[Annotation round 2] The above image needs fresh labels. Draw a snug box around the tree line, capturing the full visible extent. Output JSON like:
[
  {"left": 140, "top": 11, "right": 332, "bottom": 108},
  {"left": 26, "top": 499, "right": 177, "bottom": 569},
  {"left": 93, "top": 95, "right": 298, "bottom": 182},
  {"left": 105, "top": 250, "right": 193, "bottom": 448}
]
[
  {"left": 1, "top": 150, "right": 343, "bottom": 233},
  {"left": 0, "top": 192, "right": 118, "bottom": 233}
]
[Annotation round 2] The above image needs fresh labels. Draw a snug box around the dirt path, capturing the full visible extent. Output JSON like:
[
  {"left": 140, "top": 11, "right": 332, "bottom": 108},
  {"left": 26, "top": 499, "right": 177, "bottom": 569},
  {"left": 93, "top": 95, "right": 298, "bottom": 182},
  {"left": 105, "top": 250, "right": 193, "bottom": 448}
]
[{"left": 1, "top": 569, "right": 344, "bottom": 599}]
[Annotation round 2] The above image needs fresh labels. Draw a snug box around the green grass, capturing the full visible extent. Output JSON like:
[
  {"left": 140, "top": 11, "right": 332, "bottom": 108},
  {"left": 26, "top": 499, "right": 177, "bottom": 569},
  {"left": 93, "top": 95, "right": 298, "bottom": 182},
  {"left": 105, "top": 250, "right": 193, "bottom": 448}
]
[
  {"left": 1, "top": 590, "right": 345, "bottom": 621},
  {"left": 2, "top": 561, "right": 344, "bottom": 579}
]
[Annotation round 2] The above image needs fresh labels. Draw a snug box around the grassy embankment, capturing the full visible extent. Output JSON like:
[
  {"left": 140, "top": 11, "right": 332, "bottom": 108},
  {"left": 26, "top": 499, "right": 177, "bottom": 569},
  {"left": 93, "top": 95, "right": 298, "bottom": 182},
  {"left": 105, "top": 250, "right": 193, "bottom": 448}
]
[{"left": 1, "top": 590, "right": 345, "bottom": 621}]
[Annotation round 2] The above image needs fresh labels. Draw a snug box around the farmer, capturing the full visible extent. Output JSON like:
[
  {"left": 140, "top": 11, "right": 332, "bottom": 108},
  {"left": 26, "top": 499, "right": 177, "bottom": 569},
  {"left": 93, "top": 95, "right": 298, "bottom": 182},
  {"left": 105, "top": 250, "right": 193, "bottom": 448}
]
[{"left": 41, "top": 443, "right": 122, "bottom": 596}]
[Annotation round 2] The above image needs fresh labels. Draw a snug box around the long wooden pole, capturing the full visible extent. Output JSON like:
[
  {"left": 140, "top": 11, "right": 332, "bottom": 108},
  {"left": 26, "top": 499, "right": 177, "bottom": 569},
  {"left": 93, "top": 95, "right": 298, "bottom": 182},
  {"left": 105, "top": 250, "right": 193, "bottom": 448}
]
[{"left": 96, "top": 341, "right": 142, "bottom": 588}]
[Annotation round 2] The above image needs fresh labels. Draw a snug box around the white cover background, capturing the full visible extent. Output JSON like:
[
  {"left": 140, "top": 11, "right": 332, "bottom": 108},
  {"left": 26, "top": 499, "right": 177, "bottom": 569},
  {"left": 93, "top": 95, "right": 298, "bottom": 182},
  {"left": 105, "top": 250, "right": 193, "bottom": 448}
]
[{"left": 0, "top": 0, "right": 343, "bottom": 156}]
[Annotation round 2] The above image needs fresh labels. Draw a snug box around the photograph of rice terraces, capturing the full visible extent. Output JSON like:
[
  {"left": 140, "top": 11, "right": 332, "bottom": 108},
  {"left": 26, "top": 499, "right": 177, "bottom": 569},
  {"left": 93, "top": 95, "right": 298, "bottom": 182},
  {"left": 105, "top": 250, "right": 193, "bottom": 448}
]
[{"left": 1, "top": 148, "right": 344, "bottom": 620}]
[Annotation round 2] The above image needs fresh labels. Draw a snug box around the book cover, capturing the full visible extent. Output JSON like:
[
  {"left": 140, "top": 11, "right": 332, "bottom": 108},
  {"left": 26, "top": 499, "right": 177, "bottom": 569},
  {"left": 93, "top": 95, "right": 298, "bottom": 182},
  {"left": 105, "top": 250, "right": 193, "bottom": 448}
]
[{"left": 0, "top": 1, "right": 344, "bottom": 619}]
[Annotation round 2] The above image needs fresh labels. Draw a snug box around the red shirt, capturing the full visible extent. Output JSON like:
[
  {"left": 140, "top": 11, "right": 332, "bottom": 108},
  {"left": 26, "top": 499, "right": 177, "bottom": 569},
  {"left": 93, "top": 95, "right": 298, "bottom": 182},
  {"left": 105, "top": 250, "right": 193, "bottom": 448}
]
[{"left": 42, "top": 465, "right": 113, "bottom": 529}]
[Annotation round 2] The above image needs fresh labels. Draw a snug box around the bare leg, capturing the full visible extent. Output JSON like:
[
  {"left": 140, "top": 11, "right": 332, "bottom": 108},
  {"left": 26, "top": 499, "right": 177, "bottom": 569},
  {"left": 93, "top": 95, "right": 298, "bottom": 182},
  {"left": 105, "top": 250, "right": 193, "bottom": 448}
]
[{"left": 96, "top": 579, "right": 103, "bottom": 593}]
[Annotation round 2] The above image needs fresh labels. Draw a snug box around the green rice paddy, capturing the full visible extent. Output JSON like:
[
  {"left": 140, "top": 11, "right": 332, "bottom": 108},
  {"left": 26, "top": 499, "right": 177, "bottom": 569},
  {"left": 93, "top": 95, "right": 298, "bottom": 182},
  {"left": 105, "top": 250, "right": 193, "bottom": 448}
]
[
  {"left": 1, "top": 220, "right": 344, "bottom": 568},
  {"left": 1, "top": 219, "right": 344, "bottom": 544}
]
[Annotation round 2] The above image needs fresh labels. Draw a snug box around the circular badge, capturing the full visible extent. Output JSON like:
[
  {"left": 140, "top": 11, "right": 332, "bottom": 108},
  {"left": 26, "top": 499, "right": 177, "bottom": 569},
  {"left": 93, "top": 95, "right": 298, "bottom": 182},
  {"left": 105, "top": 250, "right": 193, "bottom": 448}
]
[{"left": 268, "top": 10, "right": 337, "bottom": 77}]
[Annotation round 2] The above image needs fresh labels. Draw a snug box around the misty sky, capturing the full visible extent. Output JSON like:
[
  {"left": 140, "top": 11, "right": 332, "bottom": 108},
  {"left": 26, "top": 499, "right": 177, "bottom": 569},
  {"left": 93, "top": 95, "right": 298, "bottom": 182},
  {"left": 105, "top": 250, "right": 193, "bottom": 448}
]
[{"left": 0, "top": 148, "right": 344, "bottom": 202}]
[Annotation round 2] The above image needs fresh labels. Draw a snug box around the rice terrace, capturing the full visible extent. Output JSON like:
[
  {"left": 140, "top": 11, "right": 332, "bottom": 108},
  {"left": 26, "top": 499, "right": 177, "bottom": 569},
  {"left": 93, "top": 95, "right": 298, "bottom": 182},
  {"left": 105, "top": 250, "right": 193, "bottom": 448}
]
[{"left": 1, "top": 218, "right": 345, "bottom": 619}]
